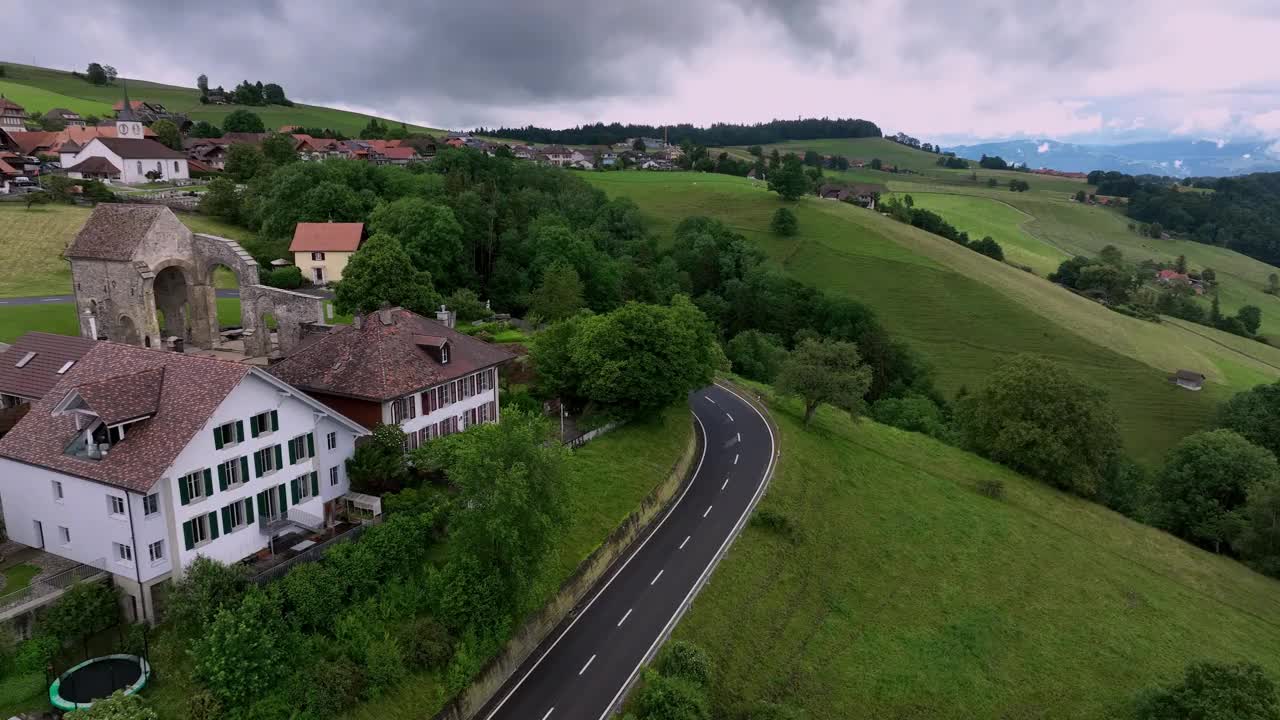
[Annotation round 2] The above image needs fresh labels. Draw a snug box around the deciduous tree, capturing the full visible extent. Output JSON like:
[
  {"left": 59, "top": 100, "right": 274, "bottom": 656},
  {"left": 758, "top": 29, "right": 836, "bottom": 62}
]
[
  {"left": 224, "top": 143, "right": 266, "bottom": 182},
  {"left": 770, "top": 207, "right": 798, "bottom": 236},
  {"left": 725, "top": 330, "right": 788, "bottom": 383},
  {"left": 222, "top": 108, "right": 265, "bottom": 134},
  {"left": 368, "top": 198, "right": 465, "bottom": 288},
  {"left": 149, "top": 119, "right": 182, "bottom": 151},
  {"left": 530, "top": 262, "right": 585, "bottom": 323},
  {"left": 1238, "top": 480, "right": 1280, "bottom": 579},
  {"left": 334, "top": 233, "right": 441, "bottom": 316},
  {"left": 1218, "top": 380, "right": 1280, "bottom": 458},
  {"left": 776, "top": 338, "right": 873, "bottom": 425},
  {"left": 767, "top": 154, "right": 808, "bottom": 201},
  {"left": 1135, "top": 661, "right": 1280, "bottom": 720},
  {"left": 192, "top": 588, "right": 290, "bottom": 709}
]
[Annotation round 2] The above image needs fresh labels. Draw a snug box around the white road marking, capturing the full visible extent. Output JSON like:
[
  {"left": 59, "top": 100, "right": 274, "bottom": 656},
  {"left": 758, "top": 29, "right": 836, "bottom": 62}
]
[
  {"left": 726, "top": 413, "right": 734, "bottom": 422},
  {"left": 737, "top": 432, "right": 741, "bottom": 442},
  {"left": 39, "top": 298, "right": 59, "bottom": 303},
  {"left": 618, "top": 608, "right": 633, "bottom": 627},
  {"left": 703, "top": 505, "right": 713, "bottom": 518},
  {"left": 679, "top": 535, "right": 690, "bottom": 550},
  {"left": 734, "top": 454, "right": 739, "bottom": 465},
  {"left": 541, "top": 708, "right": 555, "bottom": 720},
  {"left": 706, "top": 397, "right": 718, "bottom": 405},
  {"left": 721, "top": 477, "right": 729, "bottom": 490},
  {"left": 579, "top": 655, "right": 596, "bottom": 676},
  {"left": 651, "top": 570, "right": 663, "bottom": 585}
]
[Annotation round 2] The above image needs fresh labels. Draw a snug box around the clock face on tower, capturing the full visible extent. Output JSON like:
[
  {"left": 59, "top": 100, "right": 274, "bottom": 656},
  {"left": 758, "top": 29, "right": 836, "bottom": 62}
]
[{"left": 119, "top": 123, "right": 130, "bottom": 136}]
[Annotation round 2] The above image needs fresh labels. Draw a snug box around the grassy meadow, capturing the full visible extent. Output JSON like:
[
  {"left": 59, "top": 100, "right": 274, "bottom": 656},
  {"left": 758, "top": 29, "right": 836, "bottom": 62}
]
[
  {"left": 584, "top": 171, "right": 1280, "bottom": 465},
  {"left": 0, "top": 61, "right": 441, "bottom": 136},
  {"left": 674, "top": 387, "right": 1280, "bottom": 719}
]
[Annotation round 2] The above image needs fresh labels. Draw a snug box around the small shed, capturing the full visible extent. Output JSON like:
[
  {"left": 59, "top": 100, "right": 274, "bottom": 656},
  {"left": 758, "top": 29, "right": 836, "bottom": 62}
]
[
  {"left": 340, "top": 491, "right": 383, "bottom": 521},
  {"left": 1170, "top": 369, "right": 1206, "bottom": 391}
]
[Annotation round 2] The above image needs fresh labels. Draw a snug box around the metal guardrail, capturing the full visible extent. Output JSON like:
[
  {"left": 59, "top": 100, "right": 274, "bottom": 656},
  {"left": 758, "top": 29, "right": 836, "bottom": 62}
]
[
  {"left": 0, "top": 557, "right": 107, "bottom": 617},
  {"left": 250, "top": 521, "right": 372, "bottom": 585},
  {"left": 258, "top": 506, "right": 323, "bottom": 534}
]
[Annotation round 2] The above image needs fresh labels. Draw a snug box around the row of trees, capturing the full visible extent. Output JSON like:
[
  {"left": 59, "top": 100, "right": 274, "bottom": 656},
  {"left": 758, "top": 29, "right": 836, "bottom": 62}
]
[
  {"left": 197, "top": 74, "right": 291, "bottom": 106},
  {"left": 880, "top": 195, "right": 1006, "bottom": 262},
  {"left": 84, "top": 62, "right": 118, "bottom": 86},
  {"left": 478, "top": 117, "right": 882, "bottom": 148}
]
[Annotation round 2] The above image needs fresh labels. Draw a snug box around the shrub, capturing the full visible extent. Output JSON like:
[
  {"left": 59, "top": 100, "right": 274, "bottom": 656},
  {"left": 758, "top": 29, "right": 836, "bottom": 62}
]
[
  {"left": 279, "top": 561, "right": 343, "bottom": 632},
  {"left": 770, "top": 207, "right": 799, "bottom": 236},
  {"left": 401, "top": 616, "right": 454, "bottom": 670},
  {"left": 633, "top": 672, "right": 711, "bottom": 720},
  {"left": 122, "top": 623, "right": 148, "bottom": 658},
  {"left": 0, "top": 625, "right": 15, "bottom": 672},
  {"left": 290, "top": 656, "right": 365, "bottom": 718},
  {"left": 362, "top": 633, "right": 407, "bottom": 698},
  {"left": 445, "top": 288, "right": 490, "bottom": 323},
  {"left": 656, "top": 641, "right": 713, "bottom": 687},
  {"left": 346, "top": 423, "right": 411, "bottom": 494},
  {"left": 65, "top": 690, "right": 157, "bottom": 719},
  {"left": 750, "top": 509, "right": 800, "bottom": 543},
  {"left": 165, "top": 556, "right": 249, "bottom": 637},
  {"left": 1135, "top": 661, "right": 1280, "bottom": 720},
  {"left": 14, "top": 634, "right": 59, "bottom": 674},
  {"left": 43, "top": 581, "right": 118, "bottom": 645},
  {"left": 725, "top": 330, "right": 788, "bottom": 383},
  {"left": 183, "top": 689, "right": 223, "bottom": 720},
  {"left": 191, "top": 587, "right": 290, "bottom": 709},
  {"left": 264, "top": 266, "right": 303, "bottom": 289},
  {"left": 871, "top": 394, "right": 950, "bottom": 441},
  {"left": 977, "top": 478, "right": 1006, "bottom": 500}
]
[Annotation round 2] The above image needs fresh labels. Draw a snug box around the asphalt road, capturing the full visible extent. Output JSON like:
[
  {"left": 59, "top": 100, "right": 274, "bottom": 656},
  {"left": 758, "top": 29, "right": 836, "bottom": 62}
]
[
  {"left": 0, "top": 289, "right": 333, "bottom": 306},
  {"left": 484, "top": 382, "right": 776, "bottom": 720}
]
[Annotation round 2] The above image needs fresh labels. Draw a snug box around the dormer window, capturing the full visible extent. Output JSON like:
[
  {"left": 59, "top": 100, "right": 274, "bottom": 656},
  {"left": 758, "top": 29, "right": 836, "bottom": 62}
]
[{"left": 441, "top": 343, "right": 450, "bottom": 364}]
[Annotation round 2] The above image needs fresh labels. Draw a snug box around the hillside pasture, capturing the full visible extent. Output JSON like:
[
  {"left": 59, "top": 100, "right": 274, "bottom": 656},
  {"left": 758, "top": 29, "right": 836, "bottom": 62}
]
[{"left": 0, "top": 79, "right": 114, "bottom": 119}]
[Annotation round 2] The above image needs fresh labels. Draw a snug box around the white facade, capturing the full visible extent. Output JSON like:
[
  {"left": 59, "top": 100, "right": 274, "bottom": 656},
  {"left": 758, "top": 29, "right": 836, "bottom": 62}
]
[
  {"left": 66, "top": 138, "right": 189, "bottom": 184},
  {"left": 0, "top": 371, "right": 362, "bottom": 622},
  {"left": 385, "top": 367, "right": 501, "bottom": 451}
]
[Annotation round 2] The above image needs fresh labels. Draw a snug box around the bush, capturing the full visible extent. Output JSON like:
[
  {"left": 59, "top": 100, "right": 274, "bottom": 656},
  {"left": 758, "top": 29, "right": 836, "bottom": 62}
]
[
  {"left": 445, "top": 288, "right": 490, "bottom": 323},
  {"left": 1135, "top": 661, "right": 1280, "bottom": 720},
  {"left": 770, "top": 207, "right": 799, "bottom": 236},
  {"left": 183, "top": 689, "right": 223, "bottom": 720},
  {"left": 42, "top": 581, "right": 118, "bottom": 645},
  {"left": 264, "top": 266, "right": 303, "bottom": 289},
  {"left": 14, "top": 634, "right": 59, "bottom": 674},
  {"left": 279, "top": 561, "right": 343, "bottom": 632},
  {"left": 65, "top": 689, "right": 157, "bottom": 719},
  {"left": 362, "top": 633, "right": 407, "bottom": 698},
  {"left": 401, "top": 616, "right": 454, "bottom": 670},
  {"left": 750, "top": 509, "right": 800, "bottom": 543},
  {"left": 122, "top": 623, "right": 148, "bottom": 658},
  {"left": 347, "top": 424, "right": 411, "bottom": 494},
  {"left": 656, "top": 641, "right": 713, "bottom": 687},
  {"left": 165, "top": 556, "right": 249, "bottom": 637},
  {"left": 290, "top": 656, "right": 365, "bottom": 719},
  {"left": 633, "top": 672, "right": 711, "bottom": 720},
  {"left": 725, "top": 330, "right": 788, "bottom": 383},
  {"left": 191, "top": 587, "right": 290, "bottom": 709},
  {"left": 871, "top": 394, "right": 950, "bottom": 440},
  {"left": 977, "top": 478, "right": 1006, "bottom": 500}
]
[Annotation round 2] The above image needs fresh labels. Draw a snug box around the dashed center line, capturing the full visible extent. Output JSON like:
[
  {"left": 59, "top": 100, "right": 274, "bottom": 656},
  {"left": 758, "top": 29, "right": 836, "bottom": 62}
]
[
  {"left": 721, "top": 476, "right": 729, "bottom": 490},
  {"left": 737, "top": 432, "right": 741, "bottom": 442},
  {"left": 651, "top": 569, "right": 664, "bottom": 585},
  {"left": 703, "top": 505, "right": 713, "bottom": 518},
  {"left": 541, "top": 708, "right": 554, "bottom": 720},
  {"left": 579, "top": 654, "right": 596, "bottom": 675},
  {"left": 706, "top": 397, "right": 718, "bottom": 405},
  {"left": 679, "top": 535, "right": 690, "bottom": 550},
  {"left": 726, "top": 413, "right": 735, "bottom": 422},
  {"left": 734, "top": 453, "right": 739, "bottom": 465},
  {"left": 618, "top": 608, "right": 633, "bottom": 627}
]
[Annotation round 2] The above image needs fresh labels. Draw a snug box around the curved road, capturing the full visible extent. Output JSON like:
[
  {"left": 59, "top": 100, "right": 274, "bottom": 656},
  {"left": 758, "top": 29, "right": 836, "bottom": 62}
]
[{"left": 484, "top": 382, "right": 776, "bottom": 720}]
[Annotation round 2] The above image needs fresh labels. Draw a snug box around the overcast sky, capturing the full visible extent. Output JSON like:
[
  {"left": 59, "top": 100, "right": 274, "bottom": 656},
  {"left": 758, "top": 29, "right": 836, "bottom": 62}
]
[{"left": 8, "top": 0, "right": 1280, "bottom": 145}]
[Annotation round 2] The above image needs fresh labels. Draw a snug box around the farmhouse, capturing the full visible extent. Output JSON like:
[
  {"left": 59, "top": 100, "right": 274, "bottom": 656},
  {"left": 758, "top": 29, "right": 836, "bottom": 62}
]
[
  {"left": 0, "top": 96, "right": 25, "bottom": 131},
  {"left": 290, "top": 222, "right": 363, "bottom": 284},
  {"left": 0, "top": 341, "right": 368, "bottom": 622},
  {"left": 540, "top": 145, "right": 575, "bottom": 167},
  {"left": 1169, "top": 369, "right": 1206, "bottom": 391},
  {"left": 267, "top": 306, "right": 516, "bottom": 450},
  {"left": 43, "top": 108, "right": 86, "bottom": 126}
]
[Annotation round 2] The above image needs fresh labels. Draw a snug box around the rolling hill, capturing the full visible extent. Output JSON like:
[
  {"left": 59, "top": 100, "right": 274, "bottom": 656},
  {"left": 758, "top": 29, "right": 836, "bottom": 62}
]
[
  {"left": 0, "top": 61, "right": 442, "bottom": 135},
  {"left": 674, "top": 385, "right": 1280, "bottom": 719}
]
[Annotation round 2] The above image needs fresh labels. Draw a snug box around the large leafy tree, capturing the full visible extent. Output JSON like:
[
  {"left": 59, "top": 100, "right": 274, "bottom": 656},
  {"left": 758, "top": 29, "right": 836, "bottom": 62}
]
[
  {"left": 957, "top": 354, "right": 1120, "bottom": 497},
  {"left": 1155, "top": 429, "right": 1279, "bottom": 553},
  {"left": 1238, "top": 479, "right": 1280, "bottom": 578},
  {"left": 725, "top": 330, "right": 788, "bottom": 383},
  {"left": 260, "top": 133, "right": 298, "bottom": 166},
  {"left": 1136, "top": 661, "right": 1280, "bottom": 720},
  {"left": 164, "top": 556, "right": 249, "bottom": 637},
  {"left": 189, "top": 120, "right": 223, "bottom": 138},
  {"left": 767, "top": 153, "right": 809, "bottom": 201},
  {"left": 345, "top": 423, "right": 410, "bottom": 494},
  {"left": 368, "top": 197, "right": 465, "bottom": 288},
  {"left": 1219, "top": 381, "right": 1280, "bottom": 460},
  {"left": 530, "top": 262, "right": 584, "bottom": 323},
  {"left": 776, "top": 337, "right": 873, "bottom": 425},
  {"left": 334, "top": 233, "right": 441, "bottom": 316},
  {"left": 224, "top": 143, "right": 266, "bottom": 182},
  {"left": 222, "top": 108, "right": 265, "bottom": 133},
  {"left": 149, "top": 119, "right": 182, "bottom": 151},
  {"left": 192, "top": 588, "right": 290, "bottom": 709}
]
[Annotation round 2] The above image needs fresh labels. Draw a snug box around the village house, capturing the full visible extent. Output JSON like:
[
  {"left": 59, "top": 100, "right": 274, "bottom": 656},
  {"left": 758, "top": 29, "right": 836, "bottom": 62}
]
[
  {"left": 112, "top": 98, "right": 186, "bottom": 127},
  {"left": 1169, "top": 369, "right": 1206, "bottom": 391},
  {"left": 511, "top": 144, "right": 535, "bottom": 160},
  {"left": 290, "top": 222, "right": 363, "bottom": 285},
  {"left": 0, "top": 96, "right": 25, "bottom": 131},
  {"left": 540, "top": 145, "right": 575, "bottom": 167},
  {"left": 0, "top": 155, "right": 21, "bottom": 194},
  {"left": 375, "top": 146, "right": 420, "bottom": 166},
  {"left": 267, "top": 306, "right": 516, "bottom": 451},
  {"left": 0, "top": 341, "right": 368, "bottom": 622},
  {"left": 43, "top": 108, "right": 86, "bottom": 127},
  {"left": 0, "top": 333, "right": 97, "bottom": 439}
]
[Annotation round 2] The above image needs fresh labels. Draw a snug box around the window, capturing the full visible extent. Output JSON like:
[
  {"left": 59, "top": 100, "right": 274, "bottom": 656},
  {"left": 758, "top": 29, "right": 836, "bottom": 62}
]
[
  {"left": 173, "top": 161, "right": 179, "bottom": 172},
  {"left": 148, "top": 540, "right": 164, "bottom": 564},
  {"left": 183, "top": 512, "right": 219, "bottom": 550},
  {"left": 249, "top": 410, "right": 278, "bottom": 438},
  {"left": 329, "top": 466, "right": 340, "bottom": 486},
  {"left": 142, "top": 493, "right": 160, "bottom": 516},
  {"left": 155, "top": 161, "right": 162, "bottom": 173},
  {"left": 391, "top": 396, "right": 416, "bottom": 424},
  {"left": 254, "top": 445, "right": 283, "bottom": 476},
  {"left": 136, "top": 161, "right": 142, "bottom": 174},
  {"left": 115, "top": 542, "right": 133, "bottom": 564},
  {"left": 217, "top": 456, "right": 249, "bottom": 490},
  {"left": 59, "top": 526, "right": 71, "bottom": 545},
  {"left": 326, "top": 431, "right": 337, "bottom": 450},
  {"left": 440, "top": 344, "right": 450, "bottom": 364},
  {"left": 290, "top": 472, "right": 318, "bottom": 504},
  {"left": 178, "top": 469, "right": 211, "bottom": 505},
  {"left": 52, "top": 480, "right": 64, "bottom": 502},
  {"left": 311, "top": 251, "right": 326, "bottom": 261},
  {"left": 288, "top": 433, "right": 315, "bottom": 464},
  {"left": 213, "top": 420, "right": 242, "bottom": 449},
  {"left": 222, "top": 498, "right": 253, "bottom": 533},
  {"left": 108, "top": 495, "right": 126, "bottom": 516}
]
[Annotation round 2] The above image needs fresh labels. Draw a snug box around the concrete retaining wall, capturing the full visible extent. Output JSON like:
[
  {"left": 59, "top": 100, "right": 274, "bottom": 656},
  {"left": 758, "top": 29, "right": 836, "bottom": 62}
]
[{"left": 433, "top": 412, "right": 701, "bottom": 720}]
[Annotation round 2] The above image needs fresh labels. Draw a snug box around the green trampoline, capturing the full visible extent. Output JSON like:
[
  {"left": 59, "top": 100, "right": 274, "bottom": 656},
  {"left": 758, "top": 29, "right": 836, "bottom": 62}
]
[{"left": 49, "top": 653, "right": 150, "bottom": 711}]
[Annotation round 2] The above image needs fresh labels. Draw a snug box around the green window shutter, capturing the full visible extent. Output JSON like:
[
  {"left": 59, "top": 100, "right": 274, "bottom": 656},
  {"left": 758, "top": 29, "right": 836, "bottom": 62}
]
[
  {"left": 213, "top": 427, "right": 224, "bottom": 450},
  {"left": 203, "top": 469, "right": 213, "bottom": 496},
  {"left": 250, "top": 415, "right": 260, "bottom": 438},
  {"left": 245, "top": 498, "right": 255, "bottom": 525},
  {"left": 178, "top": 475, "right": 189, "bottom": 505},
  {"left": 290, "top": 477, "right": 300, "bottom": 505},
  {"left": 270, "top": 410, "right": 279, "bottom": 432},
  {"left": 217, "top": 463, "right": 227, "bottom": 491},
  {"left": 256, "top": 490, "right": 267, "bottom": 517},
  {"left": 254, "top": 450, "right": 263, "bottom": 477},
  {"left": 208, "top": 511, "right": 220, "bottom": 540},
  {"left": 310, "top": 471, "right": 319, "bottom": 497},
  {"left": 288, "top": 439, "right": 297, "bottom": 464},
  {"left": 240, "top": 457, "right": 250, "bottom": 485},
  {"left": 183, "top": 520, "right": 194, "bottom": 551},
  {"left": 236, "top": 421, "right": 245, "bottom": 443},
  {"left": 274, "top": 445, "right": 283, "bottom": 470},
  {"left": 306, "top": 433, "right": 315, "bottom": 458},
  {"left": 277, "top": 485, "right": 286, "bottom": 512},
  {"left": 221, "top": 506, "right": 231, "bottom": 534}
]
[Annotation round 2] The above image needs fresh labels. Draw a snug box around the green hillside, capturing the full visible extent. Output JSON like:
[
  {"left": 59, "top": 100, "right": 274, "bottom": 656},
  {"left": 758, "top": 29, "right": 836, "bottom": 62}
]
[
  {"left": 674, "top": 387, "right": 1280, "bottom": 719},
  {"left": 0, "top": 61, "right": 442, "bottom": 135},
  {"left": 584, "top": 172, "right": 1280, "bottom": 464}
]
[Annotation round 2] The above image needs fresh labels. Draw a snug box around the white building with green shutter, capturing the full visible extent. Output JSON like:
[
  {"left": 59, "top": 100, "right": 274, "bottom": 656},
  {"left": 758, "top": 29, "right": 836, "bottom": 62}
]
[{"left": 0, "top": 342, "right": 367, "bottom": 623}]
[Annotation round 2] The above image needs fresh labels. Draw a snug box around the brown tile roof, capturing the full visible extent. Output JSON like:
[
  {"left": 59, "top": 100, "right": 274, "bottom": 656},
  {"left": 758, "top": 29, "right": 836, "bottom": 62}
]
[
  {"left": 75, "top": 366, "right": 165, "bottom": 425},
  {"left": 0, "top": 333, "right": 97, "bottom": 402},
  {"left": 0, "top": 343, "right": 251, "bottom": 492},
  {"left": 267, "top": 308, "right": 516, "bottom": 402},
  {"left": 289, "top": 222, "right": 364, "bottom": 252},
  {"left": 66, "top": 204, "right": 166, "bottom": 261},
  {"left": 8, "top": 131, "right": 59, "bottom": 155},
  {"left": 0, "top": 158, "right": 17, "bottom": 177},
  {"left": 0, "top": 97, "right": 23, "bottom": 112},
  {"left": 65, "top": 156, "right": 122, "bottom": 176},
  {"left": 91, "top": 137, "right": 187, "bottom": 159},
  {"left": 381, "top": 147, "right": 418, "bottom": 160}
]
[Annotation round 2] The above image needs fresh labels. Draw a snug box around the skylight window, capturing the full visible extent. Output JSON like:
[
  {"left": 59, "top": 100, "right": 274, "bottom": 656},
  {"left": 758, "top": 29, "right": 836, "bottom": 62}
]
[
  {"left": 56, "top": 361, "right": 75, "bottom": 375},
  {"left": 14, "top": 352, "right": 35, "bottom": 368}
]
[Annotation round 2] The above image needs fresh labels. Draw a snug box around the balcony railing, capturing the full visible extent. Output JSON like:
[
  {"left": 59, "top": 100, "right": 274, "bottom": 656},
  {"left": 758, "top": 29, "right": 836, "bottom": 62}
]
[
  {"left": 0, "top": 558, "right": 107, "bottom": 620},
  {"left": 257, "top": 506, "right": 323, "bottom": 535}
]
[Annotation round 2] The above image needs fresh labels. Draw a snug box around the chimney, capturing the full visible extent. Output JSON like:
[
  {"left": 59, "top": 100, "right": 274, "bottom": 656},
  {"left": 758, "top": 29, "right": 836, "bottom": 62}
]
[
  {"left": 353, "top": 314, "right": 363, "bottom": 329},
  {"left": 435, "top": 304, "right": 455, "bottom": 329},
  {"left": 378, "top": 302, "right": 394, "bottom": 326}
]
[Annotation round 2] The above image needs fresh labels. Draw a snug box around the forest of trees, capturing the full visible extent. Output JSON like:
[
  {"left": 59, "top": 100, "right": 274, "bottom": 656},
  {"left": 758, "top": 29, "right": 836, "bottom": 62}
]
[{"left": 475, "top": 117, "right": 881, "bottom": 148}]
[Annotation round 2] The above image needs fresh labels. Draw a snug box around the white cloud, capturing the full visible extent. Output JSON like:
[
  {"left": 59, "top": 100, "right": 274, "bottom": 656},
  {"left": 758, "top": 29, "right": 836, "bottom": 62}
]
[
  {"left": 1244, "top": 153, "right": 1253, "bottom": 159},
  {"left": 1174, "top": 159, "right": 1183, "bottom": 168},
  {"left": 1037, "top": 142, "right": 1050, "bottom": 153}
]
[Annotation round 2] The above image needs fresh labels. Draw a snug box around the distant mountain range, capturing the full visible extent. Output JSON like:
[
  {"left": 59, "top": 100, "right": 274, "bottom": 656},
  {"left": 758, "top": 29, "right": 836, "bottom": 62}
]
[{"left": 945, "top": 138, "right": 1280, "bottom": 177}]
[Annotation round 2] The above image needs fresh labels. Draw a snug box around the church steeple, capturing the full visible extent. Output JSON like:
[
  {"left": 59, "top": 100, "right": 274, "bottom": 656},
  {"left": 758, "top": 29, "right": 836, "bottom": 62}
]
[{"left": 115, "top": 80, "right": 143, "bottom": 138}]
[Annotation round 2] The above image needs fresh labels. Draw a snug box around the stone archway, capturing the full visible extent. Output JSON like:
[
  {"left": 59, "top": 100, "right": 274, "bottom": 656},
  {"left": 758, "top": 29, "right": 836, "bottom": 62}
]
[
  {"left": 118, "top": 315, "right": 141, "bottom": 346},
  {"left": 153, "top": 266, "right": 191, "bottom": 342}
]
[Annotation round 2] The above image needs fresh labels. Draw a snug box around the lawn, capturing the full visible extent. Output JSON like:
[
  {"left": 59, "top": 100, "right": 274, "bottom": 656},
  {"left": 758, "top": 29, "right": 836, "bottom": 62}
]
[
  {"left": 674, "top": 388, "right": 1280, "bottom": 719},
  {"left": 0, "top": 79, "right": 115, "bottom": 119},
  {"left": 0, "top": 299, "right": 246, "bottom": 344},
  {"left": 584, "top": 171, "right": 1280, "bottom": 465},
  {"left": 1, "top": 563, "right": 39, "bottom": 593},
  {"left": 0, "top": 61, "right": 442, "bottom": 136}
]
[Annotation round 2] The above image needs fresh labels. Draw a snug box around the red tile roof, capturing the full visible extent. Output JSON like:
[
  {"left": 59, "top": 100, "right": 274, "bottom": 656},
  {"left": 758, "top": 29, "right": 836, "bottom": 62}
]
[
  {"left": 289, "top": 222, "right": 364, "bottom": 252},
  {"left": 65, "top": 156, "right": 122, "bottom": 176},
  {"left": 267, "top": 308, "right": 516, "bottom": 402},
  {"left": 0, "top": 97, "right": 24, "bottom": 112},
  {"left": 0, "top": 343, "right": 252, "bottom": 492},
  {"left": 0, "top": 158, "right": 17, "bottom": 177},
  {"left": 0, "top": 333, "right": 97, "bottom": 402},
  {"left": 381, "top": 147, "right": 418, "bottom": 160}
]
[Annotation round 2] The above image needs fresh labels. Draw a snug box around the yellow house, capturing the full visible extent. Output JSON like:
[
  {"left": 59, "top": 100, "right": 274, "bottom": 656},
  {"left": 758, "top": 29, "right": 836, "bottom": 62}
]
[{"left": 289, "top": 222, "right": 363, "bottom": 284}]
